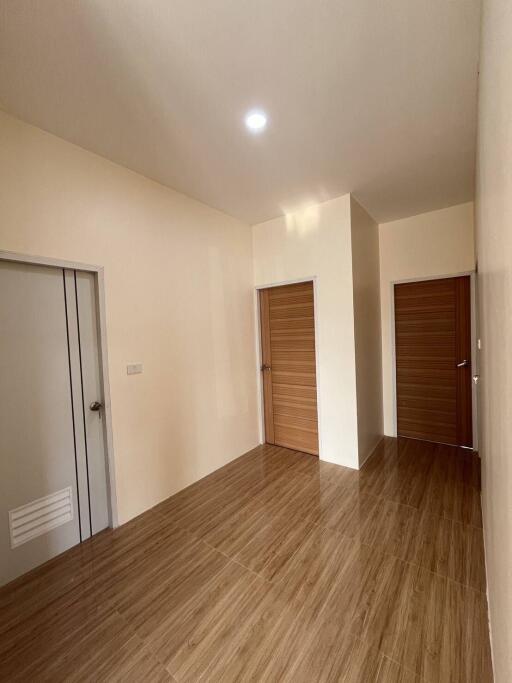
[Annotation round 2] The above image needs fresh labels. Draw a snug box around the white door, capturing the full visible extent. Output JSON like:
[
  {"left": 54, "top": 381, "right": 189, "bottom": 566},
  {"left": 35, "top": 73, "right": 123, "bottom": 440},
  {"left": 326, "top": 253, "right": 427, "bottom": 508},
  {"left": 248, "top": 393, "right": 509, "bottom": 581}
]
[{"left": 0, "top": 260, "right": 110, "bottom": 586}]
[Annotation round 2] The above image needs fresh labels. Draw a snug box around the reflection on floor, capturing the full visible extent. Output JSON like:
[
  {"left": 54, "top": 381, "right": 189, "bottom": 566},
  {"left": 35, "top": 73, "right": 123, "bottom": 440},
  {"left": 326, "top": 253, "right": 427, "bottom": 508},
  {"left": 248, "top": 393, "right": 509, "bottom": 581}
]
[{"left": 0, "top": 437, "right": 492, "bottom": 682}]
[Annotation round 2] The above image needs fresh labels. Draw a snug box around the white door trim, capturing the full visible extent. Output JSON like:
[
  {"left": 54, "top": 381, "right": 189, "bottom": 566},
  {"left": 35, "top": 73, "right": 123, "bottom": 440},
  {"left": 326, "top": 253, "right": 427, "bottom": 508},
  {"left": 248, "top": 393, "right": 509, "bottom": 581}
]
[
  {"left": 254, "top": 276, "right": 323, "bottom": 459},
  {"left": 0, "top": 250, "right": 118, "bottom": 527},
  {"left": 389, "top": 270, "right": 478, "bottom": 450}
]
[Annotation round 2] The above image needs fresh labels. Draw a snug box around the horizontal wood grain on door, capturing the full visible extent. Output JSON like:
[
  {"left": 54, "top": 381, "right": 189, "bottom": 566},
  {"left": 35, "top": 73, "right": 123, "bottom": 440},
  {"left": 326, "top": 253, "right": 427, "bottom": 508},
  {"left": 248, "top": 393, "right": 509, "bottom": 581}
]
[
  {"left": 394, "top": 276, "right": 472, "bottom": 447},
  {"left": 259, "top": 281, "right": 319, "bottom": 456}
]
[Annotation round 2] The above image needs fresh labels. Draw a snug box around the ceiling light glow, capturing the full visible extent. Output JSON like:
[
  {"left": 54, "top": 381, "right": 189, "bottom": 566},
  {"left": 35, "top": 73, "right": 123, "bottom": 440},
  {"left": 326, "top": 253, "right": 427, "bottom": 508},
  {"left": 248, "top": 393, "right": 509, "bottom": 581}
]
[{"left": 245, "top": 110, "right": 267, "bottom": 133}]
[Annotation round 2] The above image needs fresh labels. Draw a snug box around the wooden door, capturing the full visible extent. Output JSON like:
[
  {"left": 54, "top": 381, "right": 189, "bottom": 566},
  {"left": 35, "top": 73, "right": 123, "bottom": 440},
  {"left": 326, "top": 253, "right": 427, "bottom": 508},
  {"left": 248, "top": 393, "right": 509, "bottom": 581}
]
[
  {"left": 259, "top": 281, "right": 319, "bottom": 455},
  {"left": 394, "top": 276, "right": 472, "bottom": 447}
]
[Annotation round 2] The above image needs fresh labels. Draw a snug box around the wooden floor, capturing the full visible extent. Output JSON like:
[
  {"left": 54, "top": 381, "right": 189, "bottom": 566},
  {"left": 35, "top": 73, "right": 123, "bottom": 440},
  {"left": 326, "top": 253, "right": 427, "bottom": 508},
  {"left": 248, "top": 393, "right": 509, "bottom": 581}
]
[{"left": 0, "top": 438, "right": 492, "bottom": 682}]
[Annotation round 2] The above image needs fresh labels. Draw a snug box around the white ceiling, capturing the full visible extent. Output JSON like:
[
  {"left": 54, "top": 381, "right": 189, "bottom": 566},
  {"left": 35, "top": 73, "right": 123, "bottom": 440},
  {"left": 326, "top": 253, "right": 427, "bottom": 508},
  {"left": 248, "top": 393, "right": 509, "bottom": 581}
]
[{"left": 0, "top": 0, "right": 481, "bottom": 225}]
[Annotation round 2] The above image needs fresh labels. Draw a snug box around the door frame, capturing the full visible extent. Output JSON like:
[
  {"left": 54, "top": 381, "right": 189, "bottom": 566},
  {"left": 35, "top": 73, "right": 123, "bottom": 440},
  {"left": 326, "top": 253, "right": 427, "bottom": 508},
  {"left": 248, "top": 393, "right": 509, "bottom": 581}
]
[
  {"left": 0, "top": 250, "right": 119, "bottom": 527},
  {"left": 390, "top": 270, "right": 478, "bottom": 450},
  {"left": 254, "top": 276, "right": 323, "bottom": 459}
]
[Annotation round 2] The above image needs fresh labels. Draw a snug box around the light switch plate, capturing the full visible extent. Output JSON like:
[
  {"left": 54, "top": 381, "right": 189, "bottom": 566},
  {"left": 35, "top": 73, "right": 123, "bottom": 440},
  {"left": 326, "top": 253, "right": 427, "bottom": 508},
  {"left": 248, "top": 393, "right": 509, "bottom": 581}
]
[{"left": 127, "top": 362, "right": 143, "bottom": 375}]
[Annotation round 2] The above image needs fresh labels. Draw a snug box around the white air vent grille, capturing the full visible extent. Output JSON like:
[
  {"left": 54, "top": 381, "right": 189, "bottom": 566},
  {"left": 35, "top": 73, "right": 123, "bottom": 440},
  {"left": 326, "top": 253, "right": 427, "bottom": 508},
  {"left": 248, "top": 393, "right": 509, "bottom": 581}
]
[{"left": 9, "top": 487, "right": 74, "bottom": 548}]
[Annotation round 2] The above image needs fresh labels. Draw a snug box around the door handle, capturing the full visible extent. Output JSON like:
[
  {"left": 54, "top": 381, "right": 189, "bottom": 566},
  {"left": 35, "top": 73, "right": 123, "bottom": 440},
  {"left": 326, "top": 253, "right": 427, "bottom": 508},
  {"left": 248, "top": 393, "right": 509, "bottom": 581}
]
[
  {"left": 261, "top": 364, "right": 271, "bottom": 372},
  {"left": 89, "top": 401, "right": 103, "bottom": 411},
  {"left": 456, "top": 360, "right": 469, "bottom": 368}
]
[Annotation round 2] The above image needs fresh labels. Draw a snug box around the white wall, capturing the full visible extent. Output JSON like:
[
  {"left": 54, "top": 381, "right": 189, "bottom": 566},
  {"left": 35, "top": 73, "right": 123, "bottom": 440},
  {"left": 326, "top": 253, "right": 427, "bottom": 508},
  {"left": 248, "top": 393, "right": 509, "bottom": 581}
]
[
  {"left": 0, "top": 111, "right": 260, "bottom": 524},
  {"left": 378, "top": 203, "right": 476, "bottom": 435},
  {"left": 252, "top": 195, "right": 360, "bottom": 468},
  {"left": 350, "top": 197, "right": 383, "bottom": 465},
  {"left": 476, "top": 0, "right": 512, "bottom": 679}
]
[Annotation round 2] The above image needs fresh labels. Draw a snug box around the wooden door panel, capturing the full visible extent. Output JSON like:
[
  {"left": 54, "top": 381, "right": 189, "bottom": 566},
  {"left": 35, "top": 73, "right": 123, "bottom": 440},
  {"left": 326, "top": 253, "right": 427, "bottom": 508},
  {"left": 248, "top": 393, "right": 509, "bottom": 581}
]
[
  {"left": 260, "top": 281, "right": 319, "bottom": 456},
  {"left": 272, "top": 385, "right": 317, "bottom": 401},
  {"left": 272, "top": 373, "right": 317, "bottom": 387},
  {"left": 269, "top": 304, "right": 314, "bottom": 319},
  {"left": 270, "top": 339, "right": 315, "bottom": 351},
  {"left": 397, "top": 385, "right": 456, "bottom": 400},
  {"left": 270, "top": 318, "right": 315, "bottom": 331},
  {"left": 398, "top": 407, "right": 457, "bottom": 424},
  {"left": 271, "top": 350, "right": 316, "bottom": 363},
  {"left": 395, "top": 276, "right": 472, "bottom": 447},
  {"left": 273, "top": 404, "right": 318, "bottom": 420},
  {"left": 274, "top": 414, "right": 318, "bottom": 432},
  {"left": 271, "top": 359, "right": 317, "bottom": 372},
  {"left": 273, "top": 425, "right": 319, "bottom": 453},
  {"left": 397, "top": 395, "right": 456, "bottom": 410}
]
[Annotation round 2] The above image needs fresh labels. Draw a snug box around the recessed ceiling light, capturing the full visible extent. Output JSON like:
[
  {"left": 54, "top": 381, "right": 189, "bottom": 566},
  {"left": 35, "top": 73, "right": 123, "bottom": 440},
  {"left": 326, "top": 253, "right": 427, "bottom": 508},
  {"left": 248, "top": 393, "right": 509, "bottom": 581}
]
[{"left": 245, "top": 110, "right": 268, "bottom": 133}]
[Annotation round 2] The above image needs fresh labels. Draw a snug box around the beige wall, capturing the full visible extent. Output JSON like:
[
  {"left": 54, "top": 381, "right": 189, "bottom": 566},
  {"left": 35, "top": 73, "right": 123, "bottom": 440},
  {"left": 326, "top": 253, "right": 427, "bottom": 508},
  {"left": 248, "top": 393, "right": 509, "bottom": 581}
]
[
  {"left": 350, "top": 197, "right": 383, "bottom": 464},
  {"left": 378, "top": 203, "right": 476, "bottom": 435},
  {"left": 476, "top": 0, "right": 512, "bottom": 679},
  {"left": 252, "top": 195, "right": 360, "bottom": 468},
  {"left": 0, "top": 111, "right": 259, "bottom": 525}
]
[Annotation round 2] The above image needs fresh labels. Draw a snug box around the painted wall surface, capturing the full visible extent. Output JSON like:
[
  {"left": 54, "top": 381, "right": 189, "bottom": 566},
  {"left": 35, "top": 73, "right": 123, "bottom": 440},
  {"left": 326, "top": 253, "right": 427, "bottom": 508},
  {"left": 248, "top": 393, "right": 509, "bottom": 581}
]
[
  {"left": 350, "top": 197, "right": 383, "bottom": 464},
  {"left": 0, "top": 111, "right": 260, "bottom": 524},
  {"left": 252, "top": 195, "right": 359, "bottom": 469},
  {"left": 378, "top": 203, "right": 475, "bottom": 435},
  {"left": 476, "top": 0, "right": 512, "bottom": 679}
]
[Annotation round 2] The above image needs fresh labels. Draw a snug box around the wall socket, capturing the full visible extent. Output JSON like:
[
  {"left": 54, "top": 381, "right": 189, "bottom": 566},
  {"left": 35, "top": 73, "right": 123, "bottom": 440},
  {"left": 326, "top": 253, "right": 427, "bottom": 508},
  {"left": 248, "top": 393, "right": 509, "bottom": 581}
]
[{"left": 127, "top": 363, "right": 143, "bottom": 375}]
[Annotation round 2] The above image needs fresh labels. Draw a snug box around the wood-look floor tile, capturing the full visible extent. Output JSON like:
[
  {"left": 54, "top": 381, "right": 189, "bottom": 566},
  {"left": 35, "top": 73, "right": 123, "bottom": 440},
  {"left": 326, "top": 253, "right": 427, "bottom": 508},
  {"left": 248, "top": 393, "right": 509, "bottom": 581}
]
[
  {"left": 410, "top": 512, "right": 485, "bottom": 591},
  {"left": 195, "top": 452, "right": 351, "bottom": 562},
  {"left": 275, "top": 524, "right": 492, "bottom": 683},
  {"left": 204, "top": 527, "right": 358, "bottom": 681},
  {"left": 81, "top": 636, "right": 174, "bottom": 683},
  {"left": 420, "top": 477, "right": 482, "bottom": 527},
  {"left": 45, "top": 620, "right": 169, "bottom": 683},
  {"left": 155, "top": 482, "right": 253, "bottom": 536},
  {"left": 351, "top": 556, "right": 493, "bottom": 682},
  {"left": 429, "top": 443, "right": 481, "bottom": 491},
  {"left": 115, "top": 538, "right": 229, "bottom": 637},
  {"left": 377, "top": 656, "right": 423, "bottom": 682},
  {"left": 147, "top": 559, "right": 261, "bottom": 673},
  {"left": 291, "top": 634, "right": 384, "bottom": 683},
  {"left": 88, "top": 530, "right": 203, "bottom": 610},
  {"left": 357, "top": 438, "right": 434, "bottom": 507},
  {"left": 25, "top": 611, "right": 170, "bottom": 682},
  {"left": 198, "top": 469, "right": 317, "bottom": 555},
  {"left": 314, "top": 486, "right": 381, "bottom": 537},
  {"left": 199, "top": 495, "right": 277, "bottom": 557},
  {"left": 0, "top": 510, "right": 166, "bottom": 632},
  {"left": 161, "top": 564, "right": 264, "bottom": 681},
  {"left": 360, "top": 439, "right": 483, "bottom": 526},
  {"left": 155, "top": 447, "right": 306, "bottom": 539},
  {"left": 0, "top": 592, "right": 116, "bottom": 679},
  {"left": 315, "top": 491, "right": 486, "bottom": 592},
  {"left": 234, "top": 513, "right": 315, "bottom": 581},
  {"left": 0, "top": 439, "right": 490, "bottom": 683}
]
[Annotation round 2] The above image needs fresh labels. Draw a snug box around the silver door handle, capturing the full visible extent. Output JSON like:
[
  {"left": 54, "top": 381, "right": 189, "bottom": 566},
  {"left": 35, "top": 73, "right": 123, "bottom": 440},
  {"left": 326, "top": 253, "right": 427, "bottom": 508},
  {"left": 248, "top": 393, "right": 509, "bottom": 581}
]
[
  {"left": 261, "top": 364, "right": 271, "bottom": 372},
  {"left": 89, "top": 401, "right": 103, "bottom": 411},
  {"left": 456, "top": 360, "right": 469, "bottom": 368}
]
